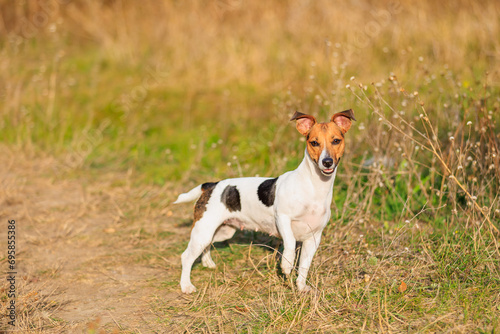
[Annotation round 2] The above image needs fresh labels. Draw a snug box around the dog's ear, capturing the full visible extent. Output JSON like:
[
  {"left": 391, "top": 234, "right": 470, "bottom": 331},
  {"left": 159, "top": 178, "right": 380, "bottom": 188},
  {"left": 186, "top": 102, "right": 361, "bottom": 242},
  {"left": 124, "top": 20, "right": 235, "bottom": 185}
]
[
  {"left": 291, "top": 111, "right": 316, "bottom": 136},
  {"left": 331, "top": 109, "right": 356, "bottom": 134}
]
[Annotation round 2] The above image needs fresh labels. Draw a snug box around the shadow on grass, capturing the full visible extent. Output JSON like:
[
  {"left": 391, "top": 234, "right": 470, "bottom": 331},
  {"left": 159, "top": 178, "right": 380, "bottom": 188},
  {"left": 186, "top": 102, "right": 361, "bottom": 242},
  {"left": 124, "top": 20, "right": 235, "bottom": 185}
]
[{"left": 191, "top": 229, "right": 306, "bottom": 283}]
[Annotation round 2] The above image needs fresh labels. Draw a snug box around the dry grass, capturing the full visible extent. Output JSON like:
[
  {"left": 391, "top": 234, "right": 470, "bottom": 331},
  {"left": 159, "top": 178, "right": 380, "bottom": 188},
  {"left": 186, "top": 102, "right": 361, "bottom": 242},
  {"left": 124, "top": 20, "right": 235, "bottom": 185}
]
[{"left": 0, "top": 0, "right": 499, "bottom": 332}]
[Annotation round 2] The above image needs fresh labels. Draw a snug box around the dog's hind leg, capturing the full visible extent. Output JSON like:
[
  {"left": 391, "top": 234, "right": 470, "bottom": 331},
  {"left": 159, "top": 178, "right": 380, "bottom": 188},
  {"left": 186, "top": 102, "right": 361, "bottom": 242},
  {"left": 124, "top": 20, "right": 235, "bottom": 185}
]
[
  {"left": 181, "top": 212, "right": 229, "bottom": 293},
  {"left": 180, "top": 215, "right": 223, "bottom": 294},
  {"left": 201, "top": 225, "right": 237, "bottom": 269},
  {"left": 201, "top": 247, "right": 216, "bottom": 269}
]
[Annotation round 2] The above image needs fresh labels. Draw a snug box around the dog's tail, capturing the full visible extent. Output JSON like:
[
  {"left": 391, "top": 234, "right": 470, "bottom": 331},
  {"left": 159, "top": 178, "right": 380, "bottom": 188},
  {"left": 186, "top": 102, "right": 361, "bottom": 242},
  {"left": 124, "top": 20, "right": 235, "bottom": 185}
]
[{"left": 173, "top": 185, "right": 203, "bottom": 204}]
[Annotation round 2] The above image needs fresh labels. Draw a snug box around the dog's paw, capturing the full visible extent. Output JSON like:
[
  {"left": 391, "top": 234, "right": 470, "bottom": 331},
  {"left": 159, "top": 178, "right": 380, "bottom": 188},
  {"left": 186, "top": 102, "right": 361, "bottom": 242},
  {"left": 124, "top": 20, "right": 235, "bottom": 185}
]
[
  {"left": 281, "top": 263, "right": 293, "bottom": 275},
  {"left": 297, "top": 283, "right": 312, "bottom": 293},
  {"left": 201, "top": 257, "right": 216, "bottom": 269},
  {"left": 181, "top": 283, "right": 197, "bottom": 294}
]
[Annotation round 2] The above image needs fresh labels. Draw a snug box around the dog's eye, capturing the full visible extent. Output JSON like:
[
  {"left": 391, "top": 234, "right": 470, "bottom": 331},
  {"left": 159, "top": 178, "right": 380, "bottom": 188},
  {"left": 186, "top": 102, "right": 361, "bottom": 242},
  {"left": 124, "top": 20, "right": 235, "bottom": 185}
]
[
  {"left": 310, "top": 141, "right": 320, "bottom": 147},
  {"left": 332, "top": 139, "right": 341, "bottom": 145}
]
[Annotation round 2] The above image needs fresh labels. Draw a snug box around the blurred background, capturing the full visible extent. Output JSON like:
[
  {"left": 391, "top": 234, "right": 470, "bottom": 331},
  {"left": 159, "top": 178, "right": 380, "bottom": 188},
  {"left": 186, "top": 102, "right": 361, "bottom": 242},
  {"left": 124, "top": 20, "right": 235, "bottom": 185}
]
[
  {"left": 2, "top": 0, "right": 499, "bottom": 219},
  {"left": 1, "top": 1, "right": 499, "bottom": 331},
  {"left": 1, "top": 0, "right": 499, "bottom": 229},
  {"left": 1, "top": 0, "right": 499, "bottom": 220},
  {"left": 0, "top": 0, "right": 498, "bottom": 176}
]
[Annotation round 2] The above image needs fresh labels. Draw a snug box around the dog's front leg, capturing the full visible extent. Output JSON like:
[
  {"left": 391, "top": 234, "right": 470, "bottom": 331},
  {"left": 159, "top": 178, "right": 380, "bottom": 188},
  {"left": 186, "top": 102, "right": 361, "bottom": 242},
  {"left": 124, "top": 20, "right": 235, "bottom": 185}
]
[
  {"left": 276, "top": 213, "right": 296, "bottom": 275},
  {"left": 296, "top": 231, "right": 322, "bottom": 292}
]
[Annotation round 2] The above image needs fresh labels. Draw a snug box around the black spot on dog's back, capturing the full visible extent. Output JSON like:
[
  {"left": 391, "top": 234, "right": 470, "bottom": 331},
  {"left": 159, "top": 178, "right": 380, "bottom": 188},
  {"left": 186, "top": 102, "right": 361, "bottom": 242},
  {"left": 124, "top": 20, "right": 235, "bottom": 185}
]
[
  {"left": 202, "top": 182, "right": 218, "bottom": 191},
  {"left": 221, "top": 185, "right": 241, "bottom": 212},
  {"left": 257, "top": 177, "right": 278, "bottom": 207}
]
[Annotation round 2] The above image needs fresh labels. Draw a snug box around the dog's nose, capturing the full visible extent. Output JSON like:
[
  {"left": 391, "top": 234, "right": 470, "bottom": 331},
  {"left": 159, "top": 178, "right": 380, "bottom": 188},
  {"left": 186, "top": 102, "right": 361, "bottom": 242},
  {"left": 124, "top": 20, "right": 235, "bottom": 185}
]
[{"left": 322, "top": 158, "right": 333, "bottom": 168}]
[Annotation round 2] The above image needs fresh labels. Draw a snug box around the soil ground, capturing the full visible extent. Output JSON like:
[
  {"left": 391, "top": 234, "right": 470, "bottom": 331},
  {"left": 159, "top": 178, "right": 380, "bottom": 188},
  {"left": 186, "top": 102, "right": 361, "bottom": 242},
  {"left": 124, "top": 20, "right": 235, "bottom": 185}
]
[{"left": 0, "top": 148, "right": 192, "bottom": 332}]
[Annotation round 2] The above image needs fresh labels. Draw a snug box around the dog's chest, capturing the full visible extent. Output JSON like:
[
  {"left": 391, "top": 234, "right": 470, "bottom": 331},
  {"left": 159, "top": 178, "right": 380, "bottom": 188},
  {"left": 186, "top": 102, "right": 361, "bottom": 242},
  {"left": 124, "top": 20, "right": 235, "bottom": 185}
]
[{"left": 290, "top": 202, "right": 329, "bottom": 239}]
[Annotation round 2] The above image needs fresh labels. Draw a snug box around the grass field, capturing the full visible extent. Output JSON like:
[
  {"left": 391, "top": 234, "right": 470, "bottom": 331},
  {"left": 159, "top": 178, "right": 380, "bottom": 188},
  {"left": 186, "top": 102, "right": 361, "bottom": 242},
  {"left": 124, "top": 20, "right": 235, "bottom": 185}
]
[{"left": 1, "top": 0, "right": 499, "bottom": 332}]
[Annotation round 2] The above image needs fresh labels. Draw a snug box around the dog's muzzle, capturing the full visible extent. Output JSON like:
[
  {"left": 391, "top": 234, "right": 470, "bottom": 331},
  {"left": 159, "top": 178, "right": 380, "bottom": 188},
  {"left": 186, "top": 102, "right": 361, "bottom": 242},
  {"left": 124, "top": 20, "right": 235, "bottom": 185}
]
[{"left": 321, "top": 158, "right": 335, "bottom": 176}]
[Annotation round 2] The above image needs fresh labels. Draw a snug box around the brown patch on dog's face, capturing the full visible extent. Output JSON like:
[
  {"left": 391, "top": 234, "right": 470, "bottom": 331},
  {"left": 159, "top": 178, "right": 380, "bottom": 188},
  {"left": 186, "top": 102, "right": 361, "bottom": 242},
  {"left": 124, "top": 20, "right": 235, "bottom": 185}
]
[
  {"left": 292, "top": 110, "right": 355, "bottom": 175},
  {"left": 306, "top": 122, "right": 346, "bottom": 165}
]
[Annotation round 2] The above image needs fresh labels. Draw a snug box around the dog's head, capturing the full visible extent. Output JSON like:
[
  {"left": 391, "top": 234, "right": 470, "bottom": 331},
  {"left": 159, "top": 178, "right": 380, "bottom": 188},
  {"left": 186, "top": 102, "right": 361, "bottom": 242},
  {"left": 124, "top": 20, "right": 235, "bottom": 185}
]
[{"left": 291, "top": 109, "right": 356, "bottom": 176}]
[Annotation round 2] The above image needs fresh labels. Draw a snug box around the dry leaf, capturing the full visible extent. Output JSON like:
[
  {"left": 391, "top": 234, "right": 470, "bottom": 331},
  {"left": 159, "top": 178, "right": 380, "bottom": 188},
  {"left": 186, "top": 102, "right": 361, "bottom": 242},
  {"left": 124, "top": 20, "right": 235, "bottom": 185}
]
[
  {"left": 398, "top": 281, "right": 407, "bottom": 293},
  {"left": 234, "top": 306, "right": 248, "bottom": 313}
]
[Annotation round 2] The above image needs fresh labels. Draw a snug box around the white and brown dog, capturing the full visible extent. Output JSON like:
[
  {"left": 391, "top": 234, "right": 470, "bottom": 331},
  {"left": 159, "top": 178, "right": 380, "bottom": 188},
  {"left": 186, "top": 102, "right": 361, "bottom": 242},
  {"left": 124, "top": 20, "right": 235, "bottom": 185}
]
[{"left": 174, "top": 109, "right": 356, "bottom": 293}]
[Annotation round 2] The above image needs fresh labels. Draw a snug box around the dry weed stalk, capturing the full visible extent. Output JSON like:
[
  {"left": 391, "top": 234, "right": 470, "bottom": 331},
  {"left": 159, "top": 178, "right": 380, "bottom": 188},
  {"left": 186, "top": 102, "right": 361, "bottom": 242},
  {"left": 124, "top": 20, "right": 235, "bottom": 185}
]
[{"left": 349, "top": 83, "right": 499, "bottom": 235}]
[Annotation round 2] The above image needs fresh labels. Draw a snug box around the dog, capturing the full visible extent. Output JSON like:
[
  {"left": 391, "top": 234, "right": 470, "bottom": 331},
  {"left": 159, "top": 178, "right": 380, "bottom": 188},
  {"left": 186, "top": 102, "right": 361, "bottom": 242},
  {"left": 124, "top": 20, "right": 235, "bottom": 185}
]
[{"left": 174, "top": 109, "right": 356, "bottom": 293}]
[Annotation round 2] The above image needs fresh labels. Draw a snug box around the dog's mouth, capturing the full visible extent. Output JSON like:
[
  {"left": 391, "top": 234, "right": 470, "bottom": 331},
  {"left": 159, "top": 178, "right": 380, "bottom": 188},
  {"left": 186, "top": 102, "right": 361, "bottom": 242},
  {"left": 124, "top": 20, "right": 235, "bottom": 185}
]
[{"left": 321, "top": 168, "right": 335, "bottom": 176}]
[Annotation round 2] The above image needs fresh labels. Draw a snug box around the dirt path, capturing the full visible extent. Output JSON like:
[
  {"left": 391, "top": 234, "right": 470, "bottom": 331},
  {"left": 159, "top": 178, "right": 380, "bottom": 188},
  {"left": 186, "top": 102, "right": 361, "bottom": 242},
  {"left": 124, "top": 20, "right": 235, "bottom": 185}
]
[{"left": 0, "top": 149, "right": 190, "bottom": 332}]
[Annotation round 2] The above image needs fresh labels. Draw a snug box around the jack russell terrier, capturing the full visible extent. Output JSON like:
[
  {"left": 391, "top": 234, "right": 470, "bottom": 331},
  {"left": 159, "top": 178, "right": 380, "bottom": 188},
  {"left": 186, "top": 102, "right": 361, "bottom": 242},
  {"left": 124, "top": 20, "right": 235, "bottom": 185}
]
[{"left": 174, "top": 109, "right": 356, "bottom": 293}]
